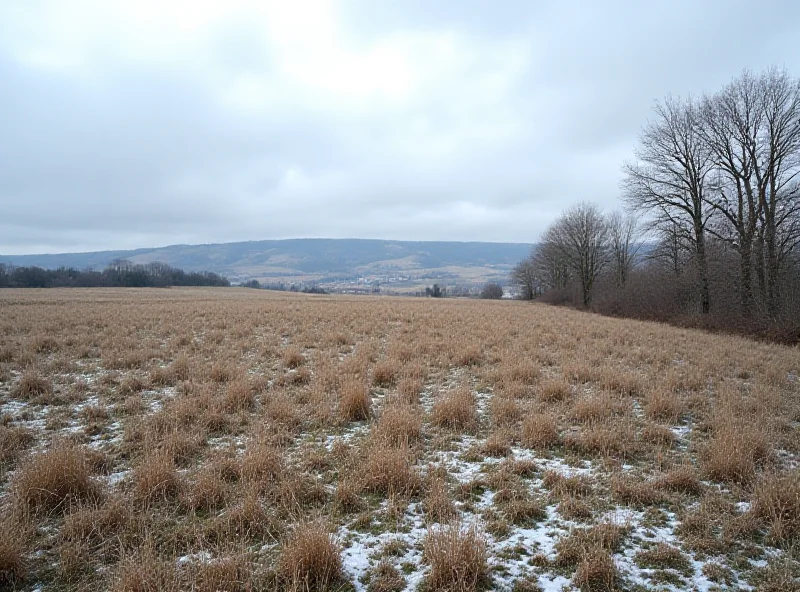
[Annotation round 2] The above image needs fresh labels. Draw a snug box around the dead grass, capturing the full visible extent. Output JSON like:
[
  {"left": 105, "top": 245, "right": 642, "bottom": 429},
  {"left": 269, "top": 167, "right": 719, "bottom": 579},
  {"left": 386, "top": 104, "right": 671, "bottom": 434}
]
[
  {"left": 339, "top": 378, "right": 372, "bottom": 421},
  {"left": 1, "top": 288, "right": 798, "bottom": 590},
  {"left": 0, "top": 517, "right": 27, "bottom": 587},
  {"left": 431, "top": 386, "right": 477, "bottom": 431},
  {"left": 277, "top": 522, "right": 343, "bottom": 591},
  {"left": 750, "top": 472, "right": 800, "bottom": 545},
  {"left": 521, "top": 413, "right": 560, "bottom": 450},
  {"left": 12, "top": 443, "right": 101, "bottom": 515},
  {"left": 423, "top": 523, "right": 488, "bottom": 592}
]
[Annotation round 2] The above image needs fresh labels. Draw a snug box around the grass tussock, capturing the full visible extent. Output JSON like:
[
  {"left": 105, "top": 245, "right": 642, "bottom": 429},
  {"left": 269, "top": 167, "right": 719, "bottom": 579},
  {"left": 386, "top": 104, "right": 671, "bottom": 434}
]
[
  {"left": 340, "top": 379, "right": 372, "bottom": 422},
  {"left": 13, "top": 444, "right": 100, "bottom": 515},
  {"left": 750, "top": 472, "right": 800, "bottom": 545},
  {"left": 277, "top": 522, "right": 343, "bottom": 592},
  {"left": 12, "top": 371, "right": 52, "bottom": 399},
  {"left": 521, "top": 413, "right": 560, "bottom": 450},
  {"left": 702, "top": 418, "right": 771, "bottom": 483},
  {"left": 423, "top": 523, "right": 488, "bottom": 592},
  {"left": 0, "top": 517, "right": 27, "bottom": 587},
  {"left": 373, "top": 403, "right": 423, "bottom": 446},
  {"left": 363, "top": 443, "right": 421, "bottom": 496},
  {"left": 431, "top": 386, "right": 477, "bottom": 432}
]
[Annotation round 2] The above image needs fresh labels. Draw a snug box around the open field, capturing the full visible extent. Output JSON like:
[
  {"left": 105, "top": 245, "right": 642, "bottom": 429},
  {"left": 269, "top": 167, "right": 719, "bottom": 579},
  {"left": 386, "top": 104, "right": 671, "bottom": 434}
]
[{"left": 0, "top": 287, "right": 798, "bottom": 591}]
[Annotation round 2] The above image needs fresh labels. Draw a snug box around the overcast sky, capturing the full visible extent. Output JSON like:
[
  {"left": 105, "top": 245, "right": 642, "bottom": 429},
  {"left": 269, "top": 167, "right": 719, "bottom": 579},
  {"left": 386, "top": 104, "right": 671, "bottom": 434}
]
[{"left": 2, "top": 1, "right": 799, "bottom": 255}]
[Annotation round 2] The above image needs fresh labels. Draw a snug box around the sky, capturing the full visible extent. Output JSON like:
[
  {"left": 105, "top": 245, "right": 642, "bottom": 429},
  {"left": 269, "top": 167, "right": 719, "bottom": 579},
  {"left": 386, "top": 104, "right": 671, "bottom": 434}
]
[{"left": 2, "top": 1, "right": 799, "bottom": 255}]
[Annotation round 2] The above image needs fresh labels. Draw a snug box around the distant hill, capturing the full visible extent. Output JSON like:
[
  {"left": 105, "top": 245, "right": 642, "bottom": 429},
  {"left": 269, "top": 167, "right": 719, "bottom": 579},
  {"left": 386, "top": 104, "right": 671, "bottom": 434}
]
[{"left": 0, "top": 239, "right": 534, "bottom": 291}]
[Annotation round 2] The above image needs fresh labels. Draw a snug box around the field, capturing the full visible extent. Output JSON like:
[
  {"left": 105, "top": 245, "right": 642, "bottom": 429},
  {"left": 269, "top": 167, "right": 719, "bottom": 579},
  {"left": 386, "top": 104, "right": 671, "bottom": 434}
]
[{"left": 0, "top": 288, "right": 798, "bottom": 592}]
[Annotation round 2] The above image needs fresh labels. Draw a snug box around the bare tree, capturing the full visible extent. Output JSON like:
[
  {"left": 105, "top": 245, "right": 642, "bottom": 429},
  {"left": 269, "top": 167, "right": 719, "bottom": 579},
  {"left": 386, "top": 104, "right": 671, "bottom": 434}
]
[
  {"left": 623, "top": 96, "right": 716, "bottom": 314},
  {"left": 532, "top": 241, "right": 572, "bottom": 293},
  {"left": 542, "top": 202, "right": 610, "bottom": 306},
  {"left": 606, "top": 211, "right": 641, "bottom": 287},
  {"left": 510, "top": 253, "right": 540, "bottom": 300},
  {"left": 699, "top": 73, "right": 763, "bottom": 316}
]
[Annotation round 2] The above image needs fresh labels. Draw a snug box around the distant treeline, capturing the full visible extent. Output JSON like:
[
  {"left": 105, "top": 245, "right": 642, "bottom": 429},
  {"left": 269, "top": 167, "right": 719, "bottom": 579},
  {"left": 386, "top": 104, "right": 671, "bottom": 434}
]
[{"left": 0, "top": 260, "right": 230, "bottom": 288}]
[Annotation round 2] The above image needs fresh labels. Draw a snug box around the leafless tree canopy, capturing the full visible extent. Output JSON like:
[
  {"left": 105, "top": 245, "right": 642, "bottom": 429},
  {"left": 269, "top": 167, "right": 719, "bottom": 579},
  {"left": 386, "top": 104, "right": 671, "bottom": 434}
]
[{"left": 519, "top": 67, "right": 800, "bottom": 339}]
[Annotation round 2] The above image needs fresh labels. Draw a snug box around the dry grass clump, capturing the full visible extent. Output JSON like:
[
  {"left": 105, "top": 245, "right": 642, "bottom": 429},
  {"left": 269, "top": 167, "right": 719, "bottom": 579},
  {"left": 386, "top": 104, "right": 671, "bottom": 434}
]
[
  {"left": 507, "top": 362, "right": 540, "bottom": 385},
  {"left": 644, "top": 389, "right": 686, "bottom": 422},
  {"left": 482, "top": 428, "right": 513, "bottom": 457},
  {"left": 424, "top": 474, "right": 456, "bottom": 524},
  {"left": 186, "top": 466, "right": 228, "bottom": 513},
  {"left": 750, "top": 472, "right": 800, "bottom": 545},
  {"left": 431, "top": 386, "right": 477, "bottom": 432},
  {"left": 555, "top": 523, "right": 628, "bottom": 567},
  {"left": 373, "top": 403, "right": 423, "bottom": 446},
  {"left": 209, "top": 361, "right": 235, "bottom": 383},
  {"left": 0, "top": 517, "right": 26, "bottom": 587},
  {"left": 111, "top": 546, "right": 181, "bottom": 592},
  {"left": 493, "top": 485, "right": 547, "bottom": 525},
  {"left": 372, "top": 360, "right": 399, "bottom": 387},
  {"left": 282, "top": 346, "right": 305, "bottom": 368},
  {"left": 397, "top": 377, "right": 423, "bottom": 405},
  {"left": 634, "top": 543, "right": 690, "bottom": 572},
  {"left": 367, "top": 559, "right": 406, "bottom": 592},
  {"left": 339, "top": 379, "right": 372, "bottom": 422},
  {"left": 565, "top": 421, "right": 637, "bottom": 459},
  {"left": 277, "top": 522, "right": 343, "bottom": 592},
  {"left": 221, "top": 378, "right": 257, "bottom": 412},
  {"left": 538, "top": 379, "right": 572, "bottom": 403},
  {"left": 490, "top": 396, "right": 522, "bottom": 427},
  {"left": 12, "top": 370, "right": 52, "bottom": 399},
  {"left": 640, "top": 423, "right": 677, "bottom": 447},
  {"left": 240, "top": 442, "right": 282, "bottom": 488},
  {"left": 702, "top": 418, "right": 771, "bottom": 483},
  {"left": 13, "top": 444, "right": 100, "bottom": 514},
  {"left": 133, "top": 454, "right": 183, "bottom": 505},
  {"left": 573, "top": 549, "right": 618, "bottom": 592},
  {"left": 653, "top": 465, "right": 704, "bottom": 495},
  {"left": 543, "top": 471, "right": 593, "bottom": 498},
  {"left": 363, "top": 443, "right": 421, "bottom": 496},
  {"left": 0, "top": 424, "right": 34, "bottom": 470},
  {"left": 423, "top": 523, "right": 488, "bottom": 592},
  {"left": 570, "top": 392, "right": 627, "bottom": 424},
  {"left": 521, "top": 413, "right": 560, "bottom": 450},
  {"left": 610, "top": 475, "right": 665, "bottom": 507},
  {"left": 558, "top": 496, "right": 593, "bottom": 521}
]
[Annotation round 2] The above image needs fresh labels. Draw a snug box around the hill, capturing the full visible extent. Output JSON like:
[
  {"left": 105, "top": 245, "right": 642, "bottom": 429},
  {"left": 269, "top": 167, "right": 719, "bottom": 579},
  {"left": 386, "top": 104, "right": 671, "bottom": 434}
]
[{"left": 0, "top": 238, "right": 533, "bottom": 292}]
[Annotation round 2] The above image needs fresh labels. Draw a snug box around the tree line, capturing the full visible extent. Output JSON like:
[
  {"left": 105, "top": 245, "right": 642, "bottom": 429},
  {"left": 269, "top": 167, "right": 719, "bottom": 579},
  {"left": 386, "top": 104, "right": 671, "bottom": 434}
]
[
  {"left": 512, "top": 68, "right": 800, "bottom": 342},
  {"left": 0, "top": 260, "right": 230, "bottom": 289}
]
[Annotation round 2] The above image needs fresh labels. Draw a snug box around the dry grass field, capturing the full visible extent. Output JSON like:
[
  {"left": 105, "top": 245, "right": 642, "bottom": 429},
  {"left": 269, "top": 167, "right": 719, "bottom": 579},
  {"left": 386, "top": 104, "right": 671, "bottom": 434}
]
[{"left": 0, "top": 287, "right": 798, "bottom": 592}]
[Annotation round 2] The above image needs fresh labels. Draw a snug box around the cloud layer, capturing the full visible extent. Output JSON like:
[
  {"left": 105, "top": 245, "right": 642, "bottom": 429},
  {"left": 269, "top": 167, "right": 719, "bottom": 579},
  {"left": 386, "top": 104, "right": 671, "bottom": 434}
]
[{"left": 2, "top": 0, "right": 799, "bottom": 254}]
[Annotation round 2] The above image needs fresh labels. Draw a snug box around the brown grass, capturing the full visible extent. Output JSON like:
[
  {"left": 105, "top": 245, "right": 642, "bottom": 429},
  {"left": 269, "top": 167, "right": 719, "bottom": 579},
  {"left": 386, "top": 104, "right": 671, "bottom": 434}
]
[
  {"left": 12, "top": 443, "right": 100, "bottom": 514},
  {"left": 373, "top": 403, "right": 423, "bottom": 446},
  {"left": 340, "top": 379, "right": 372, "bottom": 422},
  {"left": 750, "top": 472, "right": 800, "bottom": 545},
  {"left": 132, "top": 454, "right": 182, "bottom": 505},
  {"left": 372, "top": 360, "right": 399, "bottom": 387},
  {"left": 521, "top": 413, "right": 560, "bottom": 450},
  {"left": 423, "top": 523, "right": 488, "bottom": 592},
  {"left": 0, "top": 517, "right": 26, "bottom": 587},
  {"left": 431, "top": 386, "right": 477, "bottom": 431},
  {"left": 363, "top": 443, "right": 421, "bottom": 496},
  {"left": 702, "top": 418, "right": 771, "bottom": 483},
  {"left": 277, "top": 522, "right": 343, "bottom": 591},
  {"left": 573, "top": 549, "right": 618, "bottom": 592},
  {"left": 12, "top": 371, "right": 52, "bottom": 399}
]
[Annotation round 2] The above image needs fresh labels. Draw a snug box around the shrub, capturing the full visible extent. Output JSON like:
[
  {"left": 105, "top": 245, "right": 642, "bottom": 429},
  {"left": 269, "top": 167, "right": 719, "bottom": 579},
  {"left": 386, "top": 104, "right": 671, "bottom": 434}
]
[
  {"left": 423, "top": 523, "right": 488, "bottom": 592},
  {"left": 480, "top": 283, "right": 504, "bottom": 299},
  {"left": 13, "top": 444, "right": 100, "bottom": 514},
  {"left": 277, "top": 522, "right": 343, "bottom": 591}
]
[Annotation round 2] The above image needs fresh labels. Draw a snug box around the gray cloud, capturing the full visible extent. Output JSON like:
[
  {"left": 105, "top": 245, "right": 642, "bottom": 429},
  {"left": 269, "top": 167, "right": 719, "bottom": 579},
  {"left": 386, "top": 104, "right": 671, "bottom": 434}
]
[{"left": 2, "top": 0, "right": 799, "bottom": 255}]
